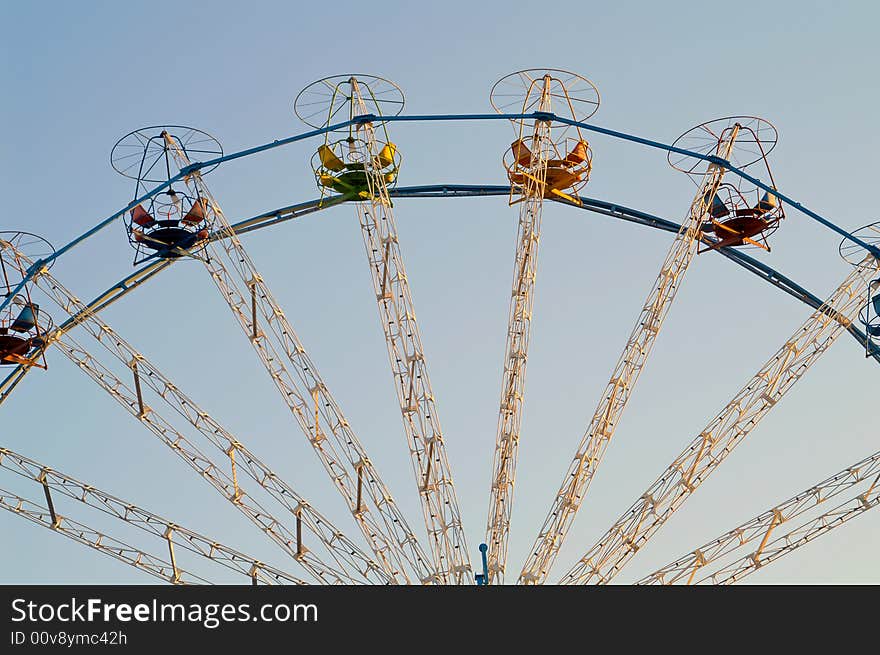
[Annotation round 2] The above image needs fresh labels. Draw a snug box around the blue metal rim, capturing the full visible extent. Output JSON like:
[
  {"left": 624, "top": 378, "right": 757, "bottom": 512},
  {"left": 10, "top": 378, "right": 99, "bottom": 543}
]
[
  {"left": 3, "top": 184, "right": 877, "bottom": 411},
  {"left": 4, "top": 112, "right": 877, "bottom": 323}
]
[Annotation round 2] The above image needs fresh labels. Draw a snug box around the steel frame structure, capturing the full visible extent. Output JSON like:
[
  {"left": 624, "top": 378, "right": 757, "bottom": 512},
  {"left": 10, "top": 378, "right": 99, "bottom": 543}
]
[
  {"left": 163, "top": 135, "right": 433, "bottom": 584},
  {"left": 351, "top": 101, "right": 471, "bottom": 586},
  {"left": 559, "top": 255, "right": 879, "bottom": 584},
  {"left": 484, "top": 70, "right": 598, "bottom": 585},
  {"left": 639, "top": 445, "right": 880, "bottom": 584},
  {"left": 0, "top": 489, "right": 211, "bottom": 585},
  {"left": 486, "top": 78, "right": 552, "bottom": 585},
  {"left": 0, "top": 447, "right": 307, "bottom": 585},
  {"left": 3, "top": 107, "right": 878, "bottom": 586},
  {"left": 519, "top": 121, "right": 745, "bottom": 583},
  {"left": 1, "top": 245, "right": 388, "bottom": 585},
  {"left": 485, "top": 130, "right": 550, "bottom": 585},
  {"left": 300, "top": 76, "right": 470, "bottom": 583}
]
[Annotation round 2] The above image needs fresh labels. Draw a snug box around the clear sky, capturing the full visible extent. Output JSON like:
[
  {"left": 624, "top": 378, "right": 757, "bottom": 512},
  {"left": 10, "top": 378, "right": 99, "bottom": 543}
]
[{"left": 1, "top": 0, "right": 878, "bottom": 584}]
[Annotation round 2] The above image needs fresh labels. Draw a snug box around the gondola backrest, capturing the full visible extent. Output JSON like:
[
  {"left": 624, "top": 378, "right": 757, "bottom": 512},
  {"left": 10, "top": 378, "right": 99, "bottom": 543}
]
[{"left": 10, "top": 303, "right": 38, "bottom": 333}]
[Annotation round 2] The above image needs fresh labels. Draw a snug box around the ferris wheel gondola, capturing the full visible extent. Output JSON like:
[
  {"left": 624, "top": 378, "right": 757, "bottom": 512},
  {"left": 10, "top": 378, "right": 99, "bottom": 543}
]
[
  {"left": 0, "top": 232, "right": 54, "bottom": 369},
  {"left": 111, "top": 127, "right": 222, "bottom": 264}
]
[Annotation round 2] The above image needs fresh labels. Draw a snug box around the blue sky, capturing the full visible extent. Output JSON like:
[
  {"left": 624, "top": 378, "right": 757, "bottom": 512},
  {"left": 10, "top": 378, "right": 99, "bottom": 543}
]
[{"left": 1, "top": 1, "right": 878, "bottom": 584}]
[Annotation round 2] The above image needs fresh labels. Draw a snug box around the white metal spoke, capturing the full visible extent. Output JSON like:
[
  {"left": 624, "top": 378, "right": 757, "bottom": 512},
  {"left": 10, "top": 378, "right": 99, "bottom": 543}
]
[
  {"left": 640, "top": 446, "right": 880, "bottom": 584},
  {"left": 486, "top": 193, "right": 543, "bottom": 584},
  {"left": 11, "top": 247, "right": 389, "bottom": 585},
  {"left": 485, "top": 104, "right": 553, "bottom": 585},
  {"left": 519, "top": 131, "right": 740, "bottom": 584},
  {"left": 342, "top": 82, "right": 470, "bottom": 584},
  {"left": 54, "top": 332, "right": 362, "bottom": 584},
  {"left": 485, "top": 70, "right": 599, "bottom": 584},
  {"left": 0, "top": 489, "right": 211, "bottom": 585},
  {"left": 0, "top": 447, "right": 307, "bottom": 585},
  {"left": 559, "top": 255, "right": 879, "bottom": 584},
  {"left": 165, "top": 139, "right": 435, "bottom": 584},
  {"left": 0, "top": 260, "right": 172, "bottom": 407},
  {"left": 706, "top": 481, "right": 880, "bottom": 584}
]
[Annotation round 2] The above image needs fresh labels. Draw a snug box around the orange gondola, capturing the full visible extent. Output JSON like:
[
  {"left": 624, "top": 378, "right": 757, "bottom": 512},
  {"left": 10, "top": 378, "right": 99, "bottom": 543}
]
[
  {"left": 699, "top": 187, "right": 784, "bottom": 253},
  {"left": 505, "top": 137, "right": 593, "bottom": 204}
]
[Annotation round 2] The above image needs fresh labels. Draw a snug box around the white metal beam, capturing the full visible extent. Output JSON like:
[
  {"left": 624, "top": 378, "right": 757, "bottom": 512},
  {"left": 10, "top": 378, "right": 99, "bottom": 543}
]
[{"left": 559, "top": 255, "right": 879, "bottom": 584}]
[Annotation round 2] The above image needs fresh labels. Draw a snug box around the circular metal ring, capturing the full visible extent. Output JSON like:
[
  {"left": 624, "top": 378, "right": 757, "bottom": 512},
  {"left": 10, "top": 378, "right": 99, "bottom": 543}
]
[
  {"left": 840, "top": 221, "right": 880, "bottom": 266},
  {"left": 668, "top": 116, "right": 777, "bottom": 177},
  {"left": 111, "top": 125, "right": 223, "bottom": 182},
  {"left": 0, "top": 231, "right": 56, "bottom": 293},
  {"left": 294, "top": 74, "right": 405, "bottom": 129},
  {"left": 490, "top": 69, "right": 600, "bottom": 127}
]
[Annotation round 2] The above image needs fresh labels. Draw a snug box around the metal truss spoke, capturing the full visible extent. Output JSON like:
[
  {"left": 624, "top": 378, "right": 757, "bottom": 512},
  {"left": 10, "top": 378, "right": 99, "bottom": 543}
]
[
  {"left": 3, "top": 277, "right": 354, "bottom": 584},
  {"left": 0, "top": 490, "right": 212, "bottom": 585},
  {"left": 10, "top": 246, "right": 386, "bottom": 585},
  {"left": 0, "top": 447, "right": 307, "bottom": 585},
  {"left": 164, "top": 138, "right": 435, "bottom": 584},
  {"left": 559, "top": 255, "right": 880, "bottom": 584},
  {"left": 519, "top": 133, "right": 741, "bottom": 584},
  {"left": 706, "top": 481, "right": 880, "bottom": 584},
  {"left": 54, "top": 332, "right": 363, "bottom": 584},
  {"left": 342, "top": 86, "right": 470, "bottom": 584},
  {"left": 486, "top": 192, "right": 543, "bottom": 584},
  {"left": 639, "top": 447, "right": 880, "bottom": 585},
  {"left": 0, "top": 197, "right": 335, "bottom": 410},
  {"left": 485, "top": 103, "right": 553, "bottom": 586},
  {"left": 0, "top": 260, "right": 172, "bottom": 407}
]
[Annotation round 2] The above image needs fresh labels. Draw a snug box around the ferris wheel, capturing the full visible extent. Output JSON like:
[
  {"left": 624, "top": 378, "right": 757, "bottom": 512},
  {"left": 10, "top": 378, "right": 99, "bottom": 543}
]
[{"left": 1, "top": 69, "right": 879, "bottom": 586}]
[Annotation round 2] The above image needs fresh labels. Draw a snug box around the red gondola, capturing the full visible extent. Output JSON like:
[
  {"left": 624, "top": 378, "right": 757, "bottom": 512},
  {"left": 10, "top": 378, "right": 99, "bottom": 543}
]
[
  {"left": 127, "top": 191, "right": 211, "bottom": 263},
  {"left": 699, "top": 186, "right": 784, "bottom": 253}
]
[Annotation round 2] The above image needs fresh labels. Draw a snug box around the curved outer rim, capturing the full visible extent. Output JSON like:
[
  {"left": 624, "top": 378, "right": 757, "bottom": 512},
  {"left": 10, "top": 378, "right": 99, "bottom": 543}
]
[
  {"left": 667, "top": 115, "right": 778, "bottom": 176},
  {"left": 0, "top": 230, "right": 57, "bottom": 277},
  {"left": 7, "top": 186, "right": 877, "bottom": 368},
  {"left": 489, "top": 68, "right": 601, "bottom": 122},
  {"left": 293, "top": 74, "right": 406, "bottom": 129},
  {"left": 839, "top": 221, "right": 880, "bottom": 266},
  {"left": 110, "top": 125, "right": 224, "bottom": 182}
]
